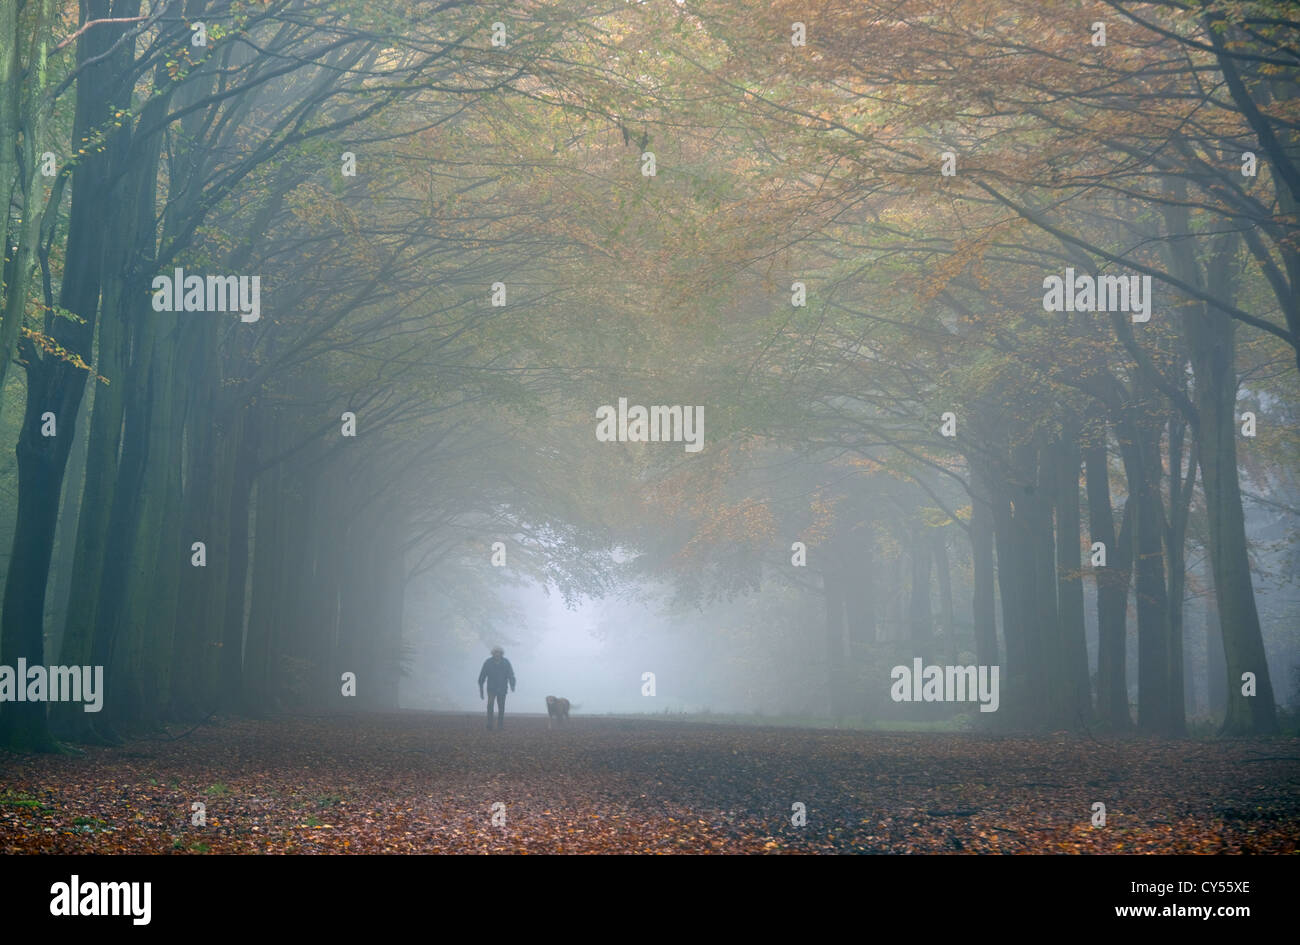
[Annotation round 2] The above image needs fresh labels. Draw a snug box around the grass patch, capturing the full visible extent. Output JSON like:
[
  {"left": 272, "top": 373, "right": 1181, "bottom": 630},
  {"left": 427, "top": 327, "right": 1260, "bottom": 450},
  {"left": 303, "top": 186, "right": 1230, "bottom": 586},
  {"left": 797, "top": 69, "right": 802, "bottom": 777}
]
[
  {"left": 204, "top": 782, "right": 231, "bottom": 798},
  {"left": 0, "top": 790, "right": 43, "bottom": 807},
  {"left": 169, "top": 836, "right": 211, "bottom": 854},
  {"left": 0, "top": 789, "right": 52, "bottom": 811}
]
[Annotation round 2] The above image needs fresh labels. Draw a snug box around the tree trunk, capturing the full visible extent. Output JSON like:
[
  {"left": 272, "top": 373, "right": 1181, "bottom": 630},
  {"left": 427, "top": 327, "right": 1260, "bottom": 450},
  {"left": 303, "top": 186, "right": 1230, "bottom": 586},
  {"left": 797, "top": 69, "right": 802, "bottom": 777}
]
[
  {"left": 969, "top": 463, "right": 999, "bottom": 668},
  {"left": 1190, "top": 309, "right": 1278, "bottom": 733},
  {"left": 843, "top": 528, "right": 876, "bottom": 659},
  {"left": 0, "top": 390, "right": 75, "bottom": 750},
  {"left": 908, "top": 525, "right": 932, "bottom": 648},
  {"left": 1083, "top": 420, "right": 1133, "bottom": 730},
  {"left": 22, "top": 0, "right": 136, "bottom": 747},
  {"left": 1163, "top": 415, "right": 1194, "bottom": 737},
  {"left": 1205, "top": 588, "right": 1226, "bottom": 723},
  {"left": 243, "top": 450, "right": 285, "bottom": 715},
  {"left": 1014, "top": 437, "right": 1056, "bottom": 728},
  {"left": 992, "top": 479, "right": 1031, "bottom": 723},
  {"left": 1053, "top": 423, "right": 1091, "bottom": 724},
  {"left": 1160, "top": 195, "right": 1277, "bottom": 734},
  {"left": 1116, "top": 410, "right": 1173, "bottom": 734},
  {"left": 55, "top": 74, "right": 168, "bottom": 740},
  {"left": 219, "top": 409, "right": 258, "bottom": 708},
  {"left": 933, "top": 528, "right": 955, "bottom": 662}
]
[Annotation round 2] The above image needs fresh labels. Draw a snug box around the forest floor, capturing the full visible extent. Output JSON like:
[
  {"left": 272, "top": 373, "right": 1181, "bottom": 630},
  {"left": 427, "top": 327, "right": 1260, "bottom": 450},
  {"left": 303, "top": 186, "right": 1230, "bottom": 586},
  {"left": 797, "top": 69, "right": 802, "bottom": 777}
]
[{"left": 1, "top": 712, "right": 1296, "bottom": 853}]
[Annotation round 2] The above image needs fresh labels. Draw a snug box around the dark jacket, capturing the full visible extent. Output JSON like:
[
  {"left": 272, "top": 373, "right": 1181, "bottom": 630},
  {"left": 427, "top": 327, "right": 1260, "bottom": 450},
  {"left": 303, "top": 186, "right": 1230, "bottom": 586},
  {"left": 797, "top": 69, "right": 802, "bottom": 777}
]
[{"left": 478, "top": 656, "right": 515, "bottom": 694}]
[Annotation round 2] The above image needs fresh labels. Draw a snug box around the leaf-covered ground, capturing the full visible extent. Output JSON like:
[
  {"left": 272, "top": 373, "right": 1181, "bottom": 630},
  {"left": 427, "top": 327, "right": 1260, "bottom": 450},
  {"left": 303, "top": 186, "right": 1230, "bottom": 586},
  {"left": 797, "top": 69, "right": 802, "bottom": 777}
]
[{"left": 1, "top": 713, "right": 1296, "bottom": 853}]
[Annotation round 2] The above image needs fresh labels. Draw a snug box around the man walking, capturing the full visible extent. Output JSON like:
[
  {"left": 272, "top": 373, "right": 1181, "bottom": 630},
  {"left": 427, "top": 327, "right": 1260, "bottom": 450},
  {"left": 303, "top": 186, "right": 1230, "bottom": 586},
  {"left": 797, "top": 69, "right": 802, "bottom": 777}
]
[{"left": 478, "top": 646, "right": 515, "bottom": 730}]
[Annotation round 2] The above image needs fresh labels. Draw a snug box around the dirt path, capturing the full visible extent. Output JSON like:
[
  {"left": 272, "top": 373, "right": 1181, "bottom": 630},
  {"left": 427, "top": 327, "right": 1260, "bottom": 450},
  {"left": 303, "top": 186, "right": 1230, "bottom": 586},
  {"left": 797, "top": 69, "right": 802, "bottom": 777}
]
[{"left": 2, "top": 713, "right": 1296, "bottom": 853}]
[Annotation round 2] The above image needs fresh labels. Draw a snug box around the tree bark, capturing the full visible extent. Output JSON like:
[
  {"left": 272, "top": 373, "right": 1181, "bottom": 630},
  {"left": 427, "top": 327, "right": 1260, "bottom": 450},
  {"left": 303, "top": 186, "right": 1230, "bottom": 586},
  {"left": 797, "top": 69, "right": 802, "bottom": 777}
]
[
  {"left": 969, "top": 462, "right": 999, "bottom": 668},
  {"left": 908, "top": 524, "right": 932, "bottom": 648},
  {"left": 1189, "top": 308, "right": 1278, "bottom": 733},
  {"left": 1159, "top": 196, "right": 1278, "bottom": 734},
  {"left": 1053, "top": 422, "right": 1091, "bottom": 724},
  {"left": 1116, "top": 409, "right": 1173, "bottom": 734},
  {"left": 1083, "top": 417, "right": 1133, "bottom": 730}
]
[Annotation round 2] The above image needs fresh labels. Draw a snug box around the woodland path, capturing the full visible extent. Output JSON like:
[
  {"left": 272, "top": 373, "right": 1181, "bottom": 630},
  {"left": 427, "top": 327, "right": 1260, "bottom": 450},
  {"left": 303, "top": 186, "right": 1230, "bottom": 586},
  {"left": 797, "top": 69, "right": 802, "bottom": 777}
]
[{"left": 1, "top": 713, "right": 1295, "bottom": 853}]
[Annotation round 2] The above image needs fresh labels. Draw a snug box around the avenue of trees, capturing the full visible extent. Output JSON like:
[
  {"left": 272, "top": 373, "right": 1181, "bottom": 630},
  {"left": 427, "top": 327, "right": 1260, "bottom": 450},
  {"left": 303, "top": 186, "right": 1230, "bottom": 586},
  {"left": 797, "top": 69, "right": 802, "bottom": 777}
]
[{"left": 1, "top": 0, "right": 1296, "bottom": 749}]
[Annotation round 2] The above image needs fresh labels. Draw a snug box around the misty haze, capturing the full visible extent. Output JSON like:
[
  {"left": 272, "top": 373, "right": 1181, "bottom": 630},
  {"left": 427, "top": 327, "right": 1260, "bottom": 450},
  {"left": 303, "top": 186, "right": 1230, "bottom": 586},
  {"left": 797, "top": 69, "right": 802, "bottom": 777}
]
[{"left": 0, "top": 0, "right": 1296, "bottom": 886}]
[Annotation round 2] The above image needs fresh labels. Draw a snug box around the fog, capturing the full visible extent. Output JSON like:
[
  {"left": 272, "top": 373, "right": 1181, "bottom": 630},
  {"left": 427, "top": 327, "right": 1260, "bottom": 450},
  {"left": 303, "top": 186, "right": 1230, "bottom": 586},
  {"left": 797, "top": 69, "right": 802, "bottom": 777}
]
[
  {"left": 404, "top": 583, "right": 771, "bottom": 717},
  {"left": 3, "top": 0, "right": 1299, "bottom": 877}
]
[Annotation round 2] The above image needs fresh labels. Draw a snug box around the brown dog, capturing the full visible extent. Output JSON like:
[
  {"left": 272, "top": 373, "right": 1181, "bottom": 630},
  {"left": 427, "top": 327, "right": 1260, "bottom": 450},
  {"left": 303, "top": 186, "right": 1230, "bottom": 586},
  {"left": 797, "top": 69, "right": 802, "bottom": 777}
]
[{"left": 546, "top": 696, "right": 570, "bottom": 728}]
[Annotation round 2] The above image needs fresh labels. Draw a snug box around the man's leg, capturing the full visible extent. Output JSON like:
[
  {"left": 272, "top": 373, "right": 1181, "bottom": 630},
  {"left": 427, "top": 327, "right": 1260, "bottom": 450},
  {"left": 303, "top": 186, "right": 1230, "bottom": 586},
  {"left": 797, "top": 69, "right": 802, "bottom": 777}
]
[
  {"left": 486, "top": 694, "right": 496, "bottom": 729},
  {"left": 496, "top": 691, "right": 506, "bottom": 729}
]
